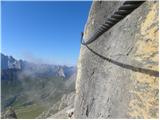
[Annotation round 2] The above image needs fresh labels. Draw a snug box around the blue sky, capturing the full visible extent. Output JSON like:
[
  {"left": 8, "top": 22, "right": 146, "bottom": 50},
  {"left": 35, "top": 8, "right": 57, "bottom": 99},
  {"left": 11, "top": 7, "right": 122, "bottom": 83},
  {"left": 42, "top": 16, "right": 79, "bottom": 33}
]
[{"left": 1, "top": 1, "right": 91, "bottom": 66}]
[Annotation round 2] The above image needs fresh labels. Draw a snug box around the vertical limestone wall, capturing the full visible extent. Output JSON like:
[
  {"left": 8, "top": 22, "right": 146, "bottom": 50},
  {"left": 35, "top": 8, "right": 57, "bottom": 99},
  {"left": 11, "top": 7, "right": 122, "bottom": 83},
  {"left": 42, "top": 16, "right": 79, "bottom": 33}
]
[{"left": 74, "top": 1, "right": 159, "bottom": 119}]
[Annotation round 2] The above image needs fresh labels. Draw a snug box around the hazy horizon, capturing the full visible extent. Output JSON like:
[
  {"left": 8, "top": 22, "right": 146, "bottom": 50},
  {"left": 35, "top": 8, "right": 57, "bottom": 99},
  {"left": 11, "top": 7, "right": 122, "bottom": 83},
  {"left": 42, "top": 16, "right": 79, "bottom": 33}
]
[{"left": 1, "top": 52, "right": 77, "bottom": 66}]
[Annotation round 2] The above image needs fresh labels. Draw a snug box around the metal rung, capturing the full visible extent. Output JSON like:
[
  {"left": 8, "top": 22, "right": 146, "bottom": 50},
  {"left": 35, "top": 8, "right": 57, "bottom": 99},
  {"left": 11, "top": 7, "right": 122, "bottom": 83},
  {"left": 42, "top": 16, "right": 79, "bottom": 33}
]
[
  {"left": 99, "top": 26, "right": 106, "bottom": 31},
  {"left": 100, "top": 24, "right": 108, "bottom": 29},
  {"left": 111, "top": 14, "right": 124, "bottom": 19},
  {"left": 105, "top": 20, "right": 114, "bottom": 25},
  {"left": 108, "top": 18, "right": 119, "bottom": 22},
  {"left": 95, "top": 30, "right": 100, "bottom": 35},
  {"left": 124, "top": 1, "right": 144, "bottom": 5},
  {"left": 97, "top": 28, "right": 103, "bottom": 33},
  {"left": 102, "top": 24, "right": 110, "bottom": 29},
  {"left": 119, "top": 4, "right": 139, "bottom": 10},
  {"left": 115, "top": 9, "right": 132, "bottom": 15},
  {"left": 99, "top": 24, "right": 106, "bottom": 28},
  {"left": 103, "top": 23, "right": 110, "bottom": 27}
]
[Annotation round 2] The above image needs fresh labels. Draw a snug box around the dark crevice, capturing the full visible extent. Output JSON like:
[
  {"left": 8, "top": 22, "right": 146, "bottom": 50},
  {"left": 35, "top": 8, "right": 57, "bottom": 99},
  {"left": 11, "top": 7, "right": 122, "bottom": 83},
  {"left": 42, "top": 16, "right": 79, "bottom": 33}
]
[{"left": 86, "top": 105, "right": 89, "bottom": 117}]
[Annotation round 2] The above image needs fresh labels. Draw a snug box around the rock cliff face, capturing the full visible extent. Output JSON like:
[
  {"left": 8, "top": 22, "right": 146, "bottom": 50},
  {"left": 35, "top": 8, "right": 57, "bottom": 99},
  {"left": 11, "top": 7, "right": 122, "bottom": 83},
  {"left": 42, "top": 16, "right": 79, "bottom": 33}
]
[
  {"left": 1, "top": 107, "right": 17, "bottom": 119},
  {"left": 74, "top": 1, "right": 158, "bottom": 119},
  {"left": 37, "top": 92, "right": 75, "bottom": 119}
]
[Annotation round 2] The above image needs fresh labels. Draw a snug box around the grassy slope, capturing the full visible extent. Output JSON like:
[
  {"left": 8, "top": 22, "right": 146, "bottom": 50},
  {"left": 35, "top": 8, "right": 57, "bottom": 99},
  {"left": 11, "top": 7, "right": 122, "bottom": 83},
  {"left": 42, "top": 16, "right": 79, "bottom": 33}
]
[
  {"left": 1, "top": 76, "right": 68, "bottom": 118},
  {"left": 15, "top": 104, "right": 47, "bottom": 119}
]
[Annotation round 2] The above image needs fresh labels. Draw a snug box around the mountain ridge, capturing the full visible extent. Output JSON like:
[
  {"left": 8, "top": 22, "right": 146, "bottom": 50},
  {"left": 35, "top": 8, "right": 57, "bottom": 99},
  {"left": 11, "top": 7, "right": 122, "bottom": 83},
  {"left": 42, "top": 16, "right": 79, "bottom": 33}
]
[
  {"left": 1, "top": 53, "right": 76, "bottom": 119},
  {"left": 1, "top": 53, "right": 76, "bottom": 79}
]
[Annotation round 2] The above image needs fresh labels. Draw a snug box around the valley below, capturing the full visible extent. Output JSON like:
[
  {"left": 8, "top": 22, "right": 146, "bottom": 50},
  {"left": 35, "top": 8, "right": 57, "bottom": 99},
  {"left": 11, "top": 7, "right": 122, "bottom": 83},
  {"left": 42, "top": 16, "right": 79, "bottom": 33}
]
[{"left": 1, "top": 53, "right": 76, "bottom": 119}]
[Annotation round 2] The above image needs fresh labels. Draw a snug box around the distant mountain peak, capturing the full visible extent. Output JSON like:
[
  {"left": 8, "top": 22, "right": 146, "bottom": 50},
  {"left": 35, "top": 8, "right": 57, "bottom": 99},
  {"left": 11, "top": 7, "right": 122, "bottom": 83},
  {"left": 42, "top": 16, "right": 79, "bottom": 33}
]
[
  {"left": 1, "top": 53, "right": 21, "bottom": 70},
  {"left": 58, "top": 68, "right": 65, "bottom": 78},
  {"left": 1, "top": 53, "right": 76, "bottom": 79}
]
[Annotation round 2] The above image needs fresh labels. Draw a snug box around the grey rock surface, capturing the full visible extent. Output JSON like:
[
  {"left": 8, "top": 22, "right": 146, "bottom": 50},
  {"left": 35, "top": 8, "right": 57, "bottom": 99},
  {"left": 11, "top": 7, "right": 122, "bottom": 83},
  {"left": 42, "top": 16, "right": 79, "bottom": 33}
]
[
  {"left": 1, "top": 107, "right": 17, "bottom": 119},
  {"left": 48, "top": 105, "right": 74, "bottom": 119},
  {"left": 74, "top": 1, "right": 158, "bottom": 119},
  {"left": 37, "top": 92, "right": 75, "bottom": 119}
]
